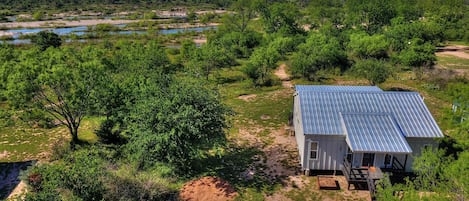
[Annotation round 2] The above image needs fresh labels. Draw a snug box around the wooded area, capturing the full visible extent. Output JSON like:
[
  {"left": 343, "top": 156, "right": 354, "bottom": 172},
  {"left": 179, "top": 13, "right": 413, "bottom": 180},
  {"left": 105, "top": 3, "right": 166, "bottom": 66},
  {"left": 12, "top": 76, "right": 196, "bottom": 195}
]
[{"left": 0, "top": 0, "right": 468, "bottom": 200}]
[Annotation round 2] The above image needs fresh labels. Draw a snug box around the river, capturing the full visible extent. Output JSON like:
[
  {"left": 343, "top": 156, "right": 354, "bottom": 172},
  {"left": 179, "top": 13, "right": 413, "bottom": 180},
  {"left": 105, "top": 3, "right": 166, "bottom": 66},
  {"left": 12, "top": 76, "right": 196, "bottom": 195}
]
[{"left": 1, "top": 25, "right": 216, "bottom": 44}]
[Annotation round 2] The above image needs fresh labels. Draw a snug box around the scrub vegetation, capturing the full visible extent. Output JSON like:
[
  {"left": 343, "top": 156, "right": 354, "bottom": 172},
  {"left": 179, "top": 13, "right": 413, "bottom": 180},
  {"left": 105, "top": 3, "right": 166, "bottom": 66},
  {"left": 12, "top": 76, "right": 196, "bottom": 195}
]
[{"left": 0, "top": 0, "right": 468, "bottom": 200}]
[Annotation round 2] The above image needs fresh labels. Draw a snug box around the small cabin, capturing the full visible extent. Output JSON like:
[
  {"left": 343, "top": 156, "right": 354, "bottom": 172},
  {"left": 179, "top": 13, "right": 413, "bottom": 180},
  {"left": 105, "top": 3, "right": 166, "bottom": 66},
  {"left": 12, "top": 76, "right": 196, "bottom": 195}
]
[{"left": 293, "top": 85, "right": 443, "bottom": 175}]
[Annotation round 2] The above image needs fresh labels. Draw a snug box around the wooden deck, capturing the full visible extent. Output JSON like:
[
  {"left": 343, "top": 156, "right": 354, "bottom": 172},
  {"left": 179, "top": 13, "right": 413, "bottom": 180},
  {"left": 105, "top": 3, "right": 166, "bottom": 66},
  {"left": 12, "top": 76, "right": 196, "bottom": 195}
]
[{"left": 342, "top": 159, "right": 384, "bottom": 200}]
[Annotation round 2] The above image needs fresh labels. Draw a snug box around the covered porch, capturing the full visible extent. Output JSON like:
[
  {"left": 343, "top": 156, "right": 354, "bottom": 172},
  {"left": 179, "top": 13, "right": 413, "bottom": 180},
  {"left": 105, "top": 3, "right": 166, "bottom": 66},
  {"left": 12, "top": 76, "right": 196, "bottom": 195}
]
[{"left": 340, "top": 113, "right": 413, "bottom": 196}]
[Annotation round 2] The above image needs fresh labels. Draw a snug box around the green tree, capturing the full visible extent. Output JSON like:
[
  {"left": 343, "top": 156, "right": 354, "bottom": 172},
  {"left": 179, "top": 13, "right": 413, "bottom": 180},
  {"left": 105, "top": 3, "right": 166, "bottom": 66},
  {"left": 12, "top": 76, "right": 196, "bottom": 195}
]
[
  {"left": 291, "top": 32, "right": 347, "bottom": 81},
  {"left": 6, "top": 47, "right": 105, "bottom": 149},
  {"left": 211, "top": 30, "right": 262, "bottom": 58},
  {"left": 351, "top": 59, "right": 392, "bottom": 85},
  {"left": 187, "top": 43, "right": 236, "bottom": 80},
  {"left": 32, "top": 11, "right": 45, "bottom": 21},
  {"left": 347, "top": 32, "right": 389, "bottom": 60},
  {"left": 267, "top": 36, "right": 297, "bottom": 59},
  {"left": 220, "top": 0, "right": 256, "bottom": 33},
  {"left": 413, "top": 147, "right": 452, "bottom": 191},
  {"left": 0, "top": 44, "right": 17, "bottom": 100},
  {"left": 385, "top": 19, "right": 443, "bottom": 52},
  {"left": 31, "top": 31, "right": 62, "bottom": 51},
  {"left": 125, "top": 77, "right": 230, "bottom": 172},
  {"left": 444, "top": 151, "right": 469, "bottom": 200},
  {"left": 243, "top": 45, "right": 280, "bottom": 86},
  {"left": 256, "top": 2, "right": 304, "bottom": 35},
  {"left": 345, "top": 0, "right": 396, "bottom": 33},
  {"left": 397, "top": 38, "right": 436, "bottom": 68},
  {"left": 306, "top": 0, "right": 345, "bottom": 26}
]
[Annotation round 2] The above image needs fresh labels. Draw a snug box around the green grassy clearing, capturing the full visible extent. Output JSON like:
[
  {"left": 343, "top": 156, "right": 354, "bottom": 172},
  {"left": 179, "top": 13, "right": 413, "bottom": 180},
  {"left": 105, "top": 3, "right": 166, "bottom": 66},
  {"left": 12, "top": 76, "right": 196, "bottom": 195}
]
[
  {"left": 0, "top": 117, "right": 101, "bottom": 162},
  {"left": 437, "top": 54, "right": 469, "bottom": 70},
  {"left": 0, "top": 126, "right": 68, "bottom": 162}
]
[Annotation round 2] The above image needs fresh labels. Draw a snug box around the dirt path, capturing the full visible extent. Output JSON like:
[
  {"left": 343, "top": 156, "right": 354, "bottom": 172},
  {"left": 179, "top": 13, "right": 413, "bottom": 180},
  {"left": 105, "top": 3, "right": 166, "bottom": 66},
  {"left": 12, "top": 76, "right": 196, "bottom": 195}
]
[
  {"left": 436, "top": 45, "right": 469, "bottom": 59},
  {"left": 274, "top": 64, "right": 293, "bottom": 88}
]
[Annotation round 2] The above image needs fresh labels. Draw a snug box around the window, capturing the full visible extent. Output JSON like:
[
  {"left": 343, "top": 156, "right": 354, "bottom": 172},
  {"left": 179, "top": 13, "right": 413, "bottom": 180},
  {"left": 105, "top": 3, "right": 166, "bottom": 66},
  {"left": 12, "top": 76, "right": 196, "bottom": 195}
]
[
  {"left": 310, "top": 141, "right": 318, "bottom": 160},
  {"left": 384, "top": 154, "right": 392, "bottom": 168},
  {"left": 423, "top": 144, "right": 432, "bottom": 150},
  {"left": 362, "top": 153, "right": 375, "bottom": 167}
]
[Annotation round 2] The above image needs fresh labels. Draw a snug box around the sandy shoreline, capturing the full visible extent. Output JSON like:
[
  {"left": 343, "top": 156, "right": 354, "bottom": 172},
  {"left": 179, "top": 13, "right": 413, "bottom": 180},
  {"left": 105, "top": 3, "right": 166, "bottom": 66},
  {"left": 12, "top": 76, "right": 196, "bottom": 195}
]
[{"left": 0, "top": 19, "right": 219, "bottom": 29}]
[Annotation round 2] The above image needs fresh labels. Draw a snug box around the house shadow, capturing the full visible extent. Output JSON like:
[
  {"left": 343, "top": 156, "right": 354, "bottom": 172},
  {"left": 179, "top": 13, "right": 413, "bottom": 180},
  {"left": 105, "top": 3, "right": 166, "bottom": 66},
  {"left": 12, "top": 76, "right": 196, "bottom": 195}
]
[{"left": 0, "top": 160, "right": 35, "bottom": 199}]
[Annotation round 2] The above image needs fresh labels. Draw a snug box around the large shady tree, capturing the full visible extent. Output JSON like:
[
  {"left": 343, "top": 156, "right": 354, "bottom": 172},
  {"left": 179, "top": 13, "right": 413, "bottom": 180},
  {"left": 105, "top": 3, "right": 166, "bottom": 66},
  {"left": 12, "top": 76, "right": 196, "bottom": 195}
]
[{"left": 6, "top": 47, "right": 105, "bottom": 149}]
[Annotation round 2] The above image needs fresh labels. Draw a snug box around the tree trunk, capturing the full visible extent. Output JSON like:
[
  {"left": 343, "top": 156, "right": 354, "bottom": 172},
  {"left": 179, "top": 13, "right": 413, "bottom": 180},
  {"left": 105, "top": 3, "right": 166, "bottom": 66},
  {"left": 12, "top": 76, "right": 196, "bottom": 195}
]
[{"left": 69, "top": 125, "right": 80, "bottom": 150}]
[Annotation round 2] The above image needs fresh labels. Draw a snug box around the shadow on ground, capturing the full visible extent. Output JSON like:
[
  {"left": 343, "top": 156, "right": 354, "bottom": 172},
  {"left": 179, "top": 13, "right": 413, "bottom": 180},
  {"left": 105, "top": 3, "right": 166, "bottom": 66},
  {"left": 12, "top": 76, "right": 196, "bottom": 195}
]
[
  {"left": 189, "top": 144, "right": 281, "bottom": 192},
  {"left": 0, "top": 160, "right": 35, "bottom": 199}
]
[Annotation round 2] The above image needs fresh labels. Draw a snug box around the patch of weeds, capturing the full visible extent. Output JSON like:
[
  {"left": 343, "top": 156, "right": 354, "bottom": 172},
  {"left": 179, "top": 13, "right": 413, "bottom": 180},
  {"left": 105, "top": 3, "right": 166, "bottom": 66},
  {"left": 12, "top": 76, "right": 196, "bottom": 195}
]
[
  {"left": 234, "top": 188, "right": 265, "bottom": 201},
  {"left": 283, "top": 176, "right": 322, "bottom": 201},
  {"left": 284, "top": 188, "right": 322, "bottom": 201}
]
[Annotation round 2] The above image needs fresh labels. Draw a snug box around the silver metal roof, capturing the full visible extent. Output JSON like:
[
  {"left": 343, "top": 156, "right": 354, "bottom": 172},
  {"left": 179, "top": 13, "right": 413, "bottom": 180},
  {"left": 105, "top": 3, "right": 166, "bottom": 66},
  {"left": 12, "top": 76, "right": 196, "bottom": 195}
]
[
  {"left": 297, "top": 87, "right": 443, "bottom": 138},
  {"left": 341, "top": 113, "right": 413, "bottom": 153},
  {"left": 295, "top": 85, "right": 383, "bottom": 92}
]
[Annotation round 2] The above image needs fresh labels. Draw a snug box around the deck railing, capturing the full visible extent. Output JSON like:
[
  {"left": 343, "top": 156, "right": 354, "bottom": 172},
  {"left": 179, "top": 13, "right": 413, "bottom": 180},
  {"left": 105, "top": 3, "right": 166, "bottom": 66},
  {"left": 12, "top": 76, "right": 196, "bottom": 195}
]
[
  {"left": 392, "top": 157, "right": 405, "bottom": 171},
  {"left": 343, "top": 158, "right": 369, "bottom": 182}
]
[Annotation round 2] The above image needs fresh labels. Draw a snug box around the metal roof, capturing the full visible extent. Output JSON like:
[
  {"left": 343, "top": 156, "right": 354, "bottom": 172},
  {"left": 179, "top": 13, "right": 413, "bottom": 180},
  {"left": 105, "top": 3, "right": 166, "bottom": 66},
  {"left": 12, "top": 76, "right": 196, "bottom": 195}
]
[
  {"left": 297, "top": 87, "right": 443, "bottom": 138},
  {"left": 295, "top": 85, "right": 383, "bottom": 92},
  {"left": 341, "top": 113, "right": 413, "bottom": 153}
]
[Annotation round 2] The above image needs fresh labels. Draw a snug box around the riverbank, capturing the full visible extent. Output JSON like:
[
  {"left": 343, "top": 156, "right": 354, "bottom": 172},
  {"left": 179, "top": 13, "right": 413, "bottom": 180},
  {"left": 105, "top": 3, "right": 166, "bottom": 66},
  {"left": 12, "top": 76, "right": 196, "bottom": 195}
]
[{"left": 0, "top": 18, "right": 219, "bottom": 29}]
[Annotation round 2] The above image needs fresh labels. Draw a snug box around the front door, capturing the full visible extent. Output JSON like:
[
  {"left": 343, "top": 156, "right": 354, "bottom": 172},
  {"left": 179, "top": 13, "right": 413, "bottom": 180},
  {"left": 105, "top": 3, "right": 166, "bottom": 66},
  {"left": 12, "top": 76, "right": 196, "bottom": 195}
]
[{"left": 362, "top": 153, "right": 375, "bottom": 167}]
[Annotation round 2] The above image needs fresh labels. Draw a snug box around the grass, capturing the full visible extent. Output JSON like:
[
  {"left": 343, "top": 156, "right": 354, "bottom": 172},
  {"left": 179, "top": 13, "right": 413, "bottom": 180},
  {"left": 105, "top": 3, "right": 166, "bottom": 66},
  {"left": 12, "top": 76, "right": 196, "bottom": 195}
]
[
  {"left": 0, "top": 117, "right": 101, "bottom": 162},
  {"left": 219, "top": 81, "right": 292, "bottom": 129},
  {"left": 436, "top": 54, "right": 469, "bottom": 70},
  {"left": 78, "top": 117, "right": 102, "bottom": 143},
  {"left": 283, "top": 176, "right": 322, "bottom": 201},
  {"left": 446, "top": 41, "right": 469, "bottom": 46},
  {"left": 0, "top": 125, "right": 68, "bottom": 162}
]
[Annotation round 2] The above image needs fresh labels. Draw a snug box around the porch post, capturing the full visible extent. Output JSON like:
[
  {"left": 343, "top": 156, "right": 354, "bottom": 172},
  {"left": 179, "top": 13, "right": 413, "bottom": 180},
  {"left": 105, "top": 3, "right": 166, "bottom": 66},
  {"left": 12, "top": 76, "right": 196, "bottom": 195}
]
[{"left": 403, "top": 154, "right": 408, "bottom": 171}]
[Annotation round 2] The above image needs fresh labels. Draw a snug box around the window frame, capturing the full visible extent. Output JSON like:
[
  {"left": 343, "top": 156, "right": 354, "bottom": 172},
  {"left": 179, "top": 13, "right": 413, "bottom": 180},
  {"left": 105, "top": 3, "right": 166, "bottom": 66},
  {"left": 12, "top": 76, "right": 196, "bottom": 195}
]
[
  {"left": 361, "top": 153, "right": 375, "bottom": 167},
  {"left": 309, "top": 141, "right": 319, "bottom": 160},
  {"left": 384, "top": 154, "right": 393, "bottom": 168}
]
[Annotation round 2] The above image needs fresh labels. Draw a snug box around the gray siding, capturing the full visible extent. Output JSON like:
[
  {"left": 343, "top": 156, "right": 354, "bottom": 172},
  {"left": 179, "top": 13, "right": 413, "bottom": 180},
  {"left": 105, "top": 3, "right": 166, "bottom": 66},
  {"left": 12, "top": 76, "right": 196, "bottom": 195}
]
[
  {"left": 304, "top": 135, "right": 347, "bottom": 170},
  {"left": 406, "top": 137, "right": 439, "bottom": 172},
  {"left": 293, "top": 94, "right": 306, "bottom": 168}
]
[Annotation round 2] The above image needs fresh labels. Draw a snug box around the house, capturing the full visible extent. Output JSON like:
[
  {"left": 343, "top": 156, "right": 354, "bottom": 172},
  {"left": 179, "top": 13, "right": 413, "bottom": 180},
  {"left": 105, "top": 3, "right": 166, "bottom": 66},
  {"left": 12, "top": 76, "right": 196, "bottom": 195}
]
[{"left": 293, "top": 85, "right": 444, "bottom": 175}]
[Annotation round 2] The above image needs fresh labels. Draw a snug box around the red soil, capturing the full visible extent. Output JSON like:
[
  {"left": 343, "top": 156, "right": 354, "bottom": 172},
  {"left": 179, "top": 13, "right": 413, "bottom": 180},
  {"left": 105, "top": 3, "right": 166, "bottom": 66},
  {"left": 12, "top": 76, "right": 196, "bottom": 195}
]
[{"left": 179, "top": 176, "right": 238, "bottom": 201}]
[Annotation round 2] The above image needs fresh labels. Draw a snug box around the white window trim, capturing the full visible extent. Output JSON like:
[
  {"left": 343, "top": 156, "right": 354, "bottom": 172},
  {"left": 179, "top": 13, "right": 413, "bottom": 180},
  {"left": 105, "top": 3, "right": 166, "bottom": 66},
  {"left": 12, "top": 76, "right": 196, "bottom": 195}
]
[{"left": 308, "top": 141, "right": 319, "bottom": 160}]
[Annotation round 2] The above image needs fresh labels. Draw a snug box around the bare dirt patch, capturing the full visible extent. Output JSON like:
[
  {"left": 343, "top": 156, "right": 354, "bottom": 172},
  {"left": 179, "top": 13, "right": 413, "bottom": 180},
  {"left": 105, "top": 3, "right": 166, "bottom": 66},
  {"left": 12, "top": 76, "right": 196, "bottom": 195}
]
[
  {"left": 0, "top": 151, "right": 9, "bottom": 160},
  {"left": 274, "top": 64, "right": 293, "bottom": 88},
  {"left": 436, "top": 45, "right": 469, "bottom": 59},
  {"left": 0, "top": 161, "right": 34, "bottom": 200},
  {"left": 7, "top": 181, "right": 27, "bottom": 200},
  {"left": 193, "top": 37, "right": 207, "bottom": 44},
  {"left": 237, "top": 94, "right": 257, "bottom": 101},
  {"left": 179, "top": 176, "right": 238, "bottom": 201}
]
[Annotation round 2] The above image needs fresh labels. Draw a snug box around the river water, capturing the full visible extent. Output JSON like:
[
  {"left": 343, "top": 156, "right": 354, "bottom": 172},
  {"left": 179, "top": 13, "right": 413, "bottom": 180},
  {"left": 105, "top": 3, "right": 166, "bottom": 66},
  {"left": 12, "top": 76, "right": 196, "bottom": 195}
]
[{"left": 1, "top": 25, "right": 216, "bottom": 44}]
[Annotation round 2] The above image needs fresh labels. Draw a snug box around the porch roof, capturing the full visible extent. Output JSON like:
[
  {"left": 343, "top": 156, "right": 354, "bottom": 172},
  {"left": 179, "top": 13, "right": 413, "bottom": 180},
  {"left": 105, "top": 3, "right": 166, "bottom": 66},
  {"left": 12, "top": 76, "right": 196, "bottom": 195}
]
[{"left": 341, "top": 113, "right": 413, "bottom": 153}]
